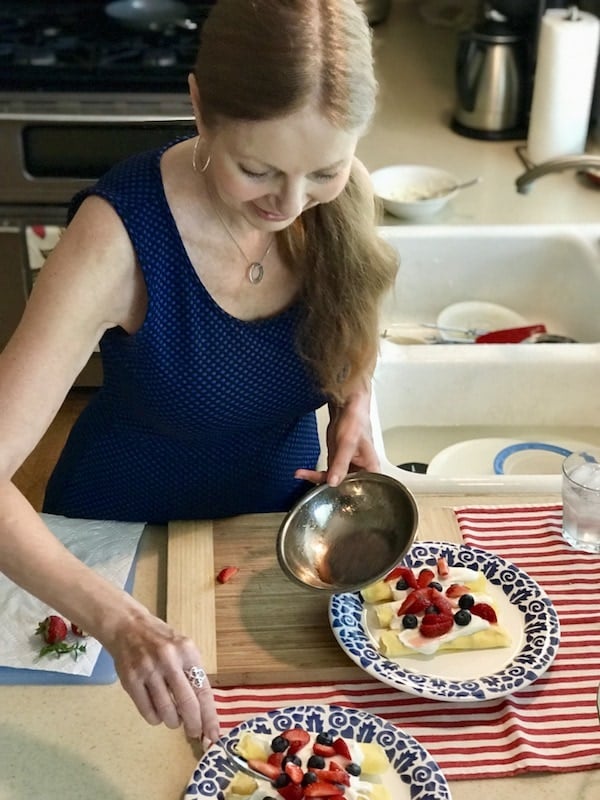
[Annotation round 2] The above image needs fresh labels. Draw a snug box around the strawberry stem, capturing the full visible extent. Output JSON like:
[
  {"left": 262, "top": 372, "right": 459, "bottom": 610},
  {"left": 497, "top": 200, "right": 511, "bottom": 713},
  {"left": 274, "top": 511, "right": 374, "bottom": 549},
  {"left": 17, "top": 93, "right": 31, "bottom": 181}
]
[{"left": 37, "top": 641, "right": 87, "bottom": 660}]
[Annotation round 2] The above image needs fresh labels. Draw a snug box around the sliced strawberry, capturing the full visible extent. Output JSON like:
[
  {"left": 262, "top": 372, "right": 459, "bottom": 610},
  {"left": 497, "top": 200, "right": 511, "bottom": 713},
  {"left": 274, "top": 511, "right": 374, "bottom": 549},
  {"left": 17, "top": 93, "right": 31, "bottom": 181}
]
[
  {"left": 427, "top": 587, "right": 454, "bottom": 616},
  {"left": 247, "top": 758, "right": 281, "bottom": 780},
  {"left": 445, "top": 583, "right": 472, "bottom": 598},
  {"left": 268, "top": 751, "right": 285, "bottom": 769},
  {"left": 327, "top": 760, "right": 346, "bottom": 773},
  {"left": 277, "top": 784, "right": 305, "bottom": 800},
  {"left": 470, "top": 602, "right": 497, "bottom": 623},
  {"left": 383, "top": 565, "right": 417, "bottom": 588},
  {"left": 416, "top": 567, "right": 436, "bottom": 588},
  {"left": 436, "top": 556, "right": 450, "bottom": 578},
  {"left": 332, "top": 737, "right": 352, "bottom": 760},
  {"left": 303, "top": 781, "right": 345, "bottom": 797},
  {"left": 397, "top": 588, "right": 431, "bottom": 616},
  {"left": 312, "top": 742, "right": 336, "bottom": 758},
  {"left": 283, "top": 727, "right": 310, "bottom": 753},
  {"left": 313, "top": 768, "right": 350, "bottom": 786},
  {"left": 285, "top": 762, "right": 304, "bottom": 784},
  {"left": 420, "top": 613, "right": 454, "bottom": 638},
  {"left": 70, "top": 622, "right": 87, "bottom": 637},
  {"left": 216, "top": 565, "right": 239, "bottom": 584}
]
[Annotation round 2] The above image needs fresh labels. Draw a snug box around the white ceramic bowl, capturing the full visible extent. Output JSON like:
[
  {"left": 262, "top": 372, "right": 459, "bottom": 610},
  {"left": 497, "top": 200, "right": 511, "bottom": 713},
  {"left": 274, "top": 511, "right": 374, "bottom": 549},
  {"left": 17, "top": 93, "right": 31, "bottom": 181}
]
[{"left": 370, "top": 165, "right": 459, "bottom": 220}]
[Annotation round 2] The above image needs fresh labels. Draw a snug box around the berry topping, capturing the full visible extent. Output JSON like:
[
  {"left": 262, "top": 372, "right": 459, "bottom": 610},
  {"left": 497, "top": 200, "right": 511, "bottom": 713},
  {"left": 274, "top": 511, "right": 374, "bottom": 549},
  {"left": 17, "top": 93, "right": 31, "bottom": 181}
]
[
  {"left": 332, "top": 737, "right": 352, "bottom": 760},
  {"left": 384, "top": 565, "right": 417, "bottom": 587},
  {"left": 436, "top": 556, "right": 450, "bottom": 578},
  {"left": 420, "top": 612, "right": 454, "bottom": 638},
  {"left": 417, "top": 567, "right": 436, "bottom": 588},
  {"left": 470, "top": 602, "right": 498, "bottom": 623},
  {"left": 271, "top": 735, "right": 289, "bottom": 752},
  {"left": 458, "top": 593, "right": 475, "bottom": 610},
  {"left": 346, "top": 762, "right": 362, "bottom": 776},
  {"left": 247, "top": 759, "right": 281, "bottom": 781},
  {"left": 283, "top": 727, "right": 311, "bottom": 753},
  {"left": 316, "top": 732, "right": 334, "bottom": 746},
  {"left": 454, "top": 609, "right": 472, "bottom": 626},
  {"left": 302, "top": 771, "right": 318, "bottom": 786},
  {"left": 445, "top": 583, "right": 472, "bottom": 598},
  {"left": 284, "top": 762, "right": 304, "bottom": 784},
  {"left": 307, "top": 755, "right": 325, "bottom": 770}
]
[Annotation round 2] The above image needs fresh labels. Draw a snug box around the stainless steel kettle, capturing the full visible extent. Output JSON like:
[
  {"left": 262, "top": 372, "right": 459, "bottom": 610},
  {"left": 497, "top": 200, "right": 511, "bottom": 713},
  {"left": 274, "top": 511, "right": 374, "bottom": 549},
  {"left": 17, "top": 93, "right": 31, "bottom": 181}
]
[{"left": 451, "top": 15, "right": 529, "bottom": 140}]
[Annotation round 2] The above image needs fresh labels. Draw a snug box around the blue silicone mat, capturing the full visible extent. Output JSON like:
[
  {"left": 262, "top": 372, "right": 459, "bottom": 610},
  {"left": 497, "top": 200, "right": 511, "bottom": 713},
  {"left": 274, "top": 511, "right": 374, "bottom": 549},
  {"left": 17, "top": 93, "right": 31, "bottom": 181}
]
[{"left": 0, "top": 554, "right": 138, "bottom": 685}]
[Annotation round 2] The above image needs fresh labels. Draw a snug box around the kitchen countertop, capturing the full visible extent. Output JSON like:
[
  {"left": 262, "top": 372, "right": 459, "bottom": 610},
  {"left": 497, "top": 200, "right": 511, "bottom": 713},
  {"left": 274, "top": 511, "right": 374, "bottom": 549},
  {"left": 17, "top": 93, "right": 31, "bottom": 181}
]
[
  {"left": 358, "top": 0, "right": 599, "bottom": 225},
  {"left": 1, "top": 494, "right": 599, "bottom": 800}
]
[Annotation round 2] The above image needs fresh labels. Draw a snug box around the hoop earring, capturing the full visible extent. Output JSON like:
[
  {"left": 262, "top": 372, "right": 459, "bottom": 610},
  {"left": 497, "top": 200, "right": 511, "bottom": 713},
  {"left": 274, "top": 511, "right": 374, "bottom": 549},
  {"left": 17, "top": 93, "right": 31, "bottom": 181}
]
[{"left": 192, "top": 137, "right": 211, "bottom": 174}]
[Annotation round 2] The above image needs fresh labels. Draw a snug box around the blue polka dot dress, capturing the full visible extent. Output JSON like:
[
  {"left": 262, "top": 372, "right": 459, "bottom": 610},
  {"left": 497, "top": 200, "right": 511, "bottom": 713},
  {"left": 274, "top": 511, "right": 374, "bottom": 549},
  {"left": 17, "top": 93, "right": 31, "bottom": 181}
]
[{"left": 43, "top": 142, "right": 327, "bottom": 524}]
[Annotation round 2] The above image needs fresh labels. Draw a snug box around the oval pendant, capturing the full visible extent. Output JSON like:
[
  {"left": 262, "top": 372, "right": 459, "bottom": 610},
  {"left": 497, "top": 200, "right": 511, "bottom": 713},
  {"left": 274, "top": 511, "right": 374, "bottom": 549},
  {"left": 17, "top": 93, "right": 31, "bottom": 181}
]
[{"left": 248, "top": 261, "right": 264, "bottom": 285}]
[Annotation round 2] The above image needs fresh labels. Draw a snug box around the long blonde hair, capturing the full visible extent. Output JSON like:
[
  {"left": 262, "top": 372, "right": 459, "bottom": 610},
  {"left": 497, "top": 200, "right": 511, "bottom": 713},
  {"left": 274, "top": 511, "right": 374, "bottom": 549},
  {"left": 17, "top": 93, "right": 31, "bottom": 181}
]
[{"left": 195, "top": 0, "right": 398, "bottom": 402}]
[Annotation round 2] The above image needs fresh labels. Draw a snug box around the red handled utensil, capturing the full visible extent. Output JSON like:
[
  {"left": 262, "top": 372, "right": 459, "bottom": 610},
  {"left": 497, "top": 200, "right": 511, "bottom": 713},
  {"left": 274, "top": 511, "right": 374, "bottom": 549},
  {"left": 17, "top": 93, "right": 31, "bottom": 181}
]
[{"left": 475, "top": 324, "right": 546, "bottom": 344}]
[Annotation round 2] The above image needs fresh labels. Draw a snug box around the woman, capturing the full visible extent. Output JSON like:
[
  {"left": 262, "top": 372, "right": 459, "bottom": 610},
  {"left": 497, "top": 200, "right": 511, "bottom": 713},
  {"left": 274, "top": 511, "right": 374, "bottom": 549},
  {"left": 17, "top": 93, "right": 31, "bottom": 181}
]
[{"left": 0, "top": 0, "right": 397, "bottom": 742}]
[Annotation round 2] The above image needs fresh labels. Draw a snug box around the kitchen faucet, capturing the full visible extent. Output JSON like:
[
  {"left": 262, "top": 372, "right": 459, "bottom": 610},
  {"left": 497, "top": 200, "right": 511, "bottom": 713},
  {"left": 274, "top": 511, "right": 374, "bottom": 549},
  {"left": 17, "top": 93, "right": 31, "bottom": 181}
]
[{"left": 515, "top": 154, "right": 600, "bottom": 193}]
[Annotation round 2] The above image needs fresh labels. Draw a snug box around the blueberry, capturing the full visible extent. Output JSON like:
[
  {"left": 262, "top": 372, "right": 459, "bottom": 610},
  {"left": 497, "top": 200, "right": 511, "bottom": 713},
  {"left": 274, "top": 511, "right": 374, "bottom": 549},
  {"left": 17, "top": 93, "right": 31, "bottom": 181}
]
[
  {"left": 302, "top": 771, "right": 318, "bottom": 786},
  {"left": 402, "top": 613, "right": 418, "bottom": 629},
  {"left": 454, "top": 609, "right": 472, "bottom": 626},
  {"left": 273, "top": 774, "right": 290, "bottom": 788},
  {"left": 458, "top": 593, "right": 475, "bottom": 610},
  {"left": 346, "top": 762, "right": 362, "bottom": 776},
  {"left": 282, "top": 753, "right": 301, "bottom": 767},
  {"left": 307, "top": 754, "right": 325, "bottom": 769},
  {"left": 316, "top": 731, "right": 334, "bottom": 746},
  {"left": 428, "top": 581, "right": 443, "bottom": 592},
  {"left": 395, "top": 577, "right": 409, "bottom": 590},
  {"left": 424, "top": 605, "right": 438, "bottom": 615},
  {"left": 271, "top": 735, "right": 288, "bottom": 752}
]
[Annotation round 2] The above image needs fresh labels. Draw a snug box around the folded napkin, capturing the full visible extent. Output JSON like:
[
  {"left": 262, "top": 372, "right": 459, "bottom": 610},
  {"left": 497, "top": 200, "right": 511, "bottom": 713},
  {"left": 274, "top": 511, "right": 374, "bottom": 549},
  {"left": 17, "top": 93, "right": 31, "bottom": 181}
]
[
  {"left": 213, "top": 504, "right": 600, "bottom": 781},
  {"left": 0, "top": 514, "right": 145, "bottom": 677}
]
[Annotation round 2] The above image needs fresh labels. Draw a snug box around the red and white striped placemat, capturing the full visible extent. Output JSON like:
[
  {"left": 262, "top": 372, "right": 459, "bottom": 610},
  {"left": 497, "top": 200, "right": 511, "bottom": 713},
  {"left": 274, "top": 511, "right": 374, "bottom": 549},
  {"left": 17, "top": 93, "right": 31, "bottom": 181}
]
[{"left": 213, "top": 504, "right": 600, "bottom": 780}]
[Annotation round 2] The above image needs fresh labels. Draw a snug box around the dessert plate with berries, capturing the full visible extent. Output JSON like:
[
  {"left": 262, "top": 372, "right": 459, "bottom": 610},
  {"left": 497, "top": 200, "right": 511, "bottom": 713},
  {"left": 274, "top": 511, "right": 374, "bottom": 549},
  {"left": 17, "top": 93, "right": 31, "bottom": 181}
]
[
  {"left": 183, "top": 704, "right": 451, "bottom": 800},
  {"left": 329, "top": 541, "right": 560, "bottom": 702}
]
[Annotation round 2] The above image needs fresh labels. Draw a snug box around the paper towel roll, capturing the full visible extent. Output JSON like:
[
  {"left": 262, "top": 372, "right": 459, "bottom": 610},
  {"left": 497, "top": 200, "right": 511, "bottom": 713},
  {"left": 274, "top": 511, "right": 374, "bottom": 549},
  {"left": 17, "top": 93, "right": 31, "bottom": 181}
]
[{"left": 527, "top": 7, "right": 600, "bottom": 163}]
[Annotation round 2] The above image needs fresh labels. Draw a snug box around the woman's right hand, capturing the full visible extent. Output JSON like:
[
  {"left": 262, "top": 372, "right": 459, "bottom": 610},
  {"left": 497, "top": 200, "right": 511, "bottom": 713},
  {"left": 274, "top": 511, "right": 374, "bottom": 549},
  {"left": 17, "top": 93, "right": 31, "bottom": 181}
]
[{"left": 108, "top": 608, "right": 220, "bottom": 742}]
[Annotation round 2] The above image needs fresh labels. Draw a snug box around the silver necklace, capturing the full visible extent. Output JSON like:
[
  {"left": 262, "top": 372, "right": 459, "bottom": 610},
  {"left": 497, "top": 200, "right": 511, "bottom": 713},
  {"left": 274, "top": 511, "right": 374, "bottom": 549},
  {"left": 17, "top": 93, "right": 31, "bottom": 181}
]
[{"left": 210, "top": 196, "right": 274, "bottom": 285}]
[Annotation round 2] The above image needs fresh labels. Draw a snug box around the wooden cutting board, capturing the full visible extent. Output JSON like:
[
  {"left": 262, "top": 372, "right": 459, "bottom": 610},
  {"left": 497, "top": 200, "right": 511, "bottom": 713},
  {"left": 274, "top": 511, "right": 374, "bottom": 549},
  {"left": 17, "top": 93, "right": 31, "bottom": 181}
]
[{"left": 165, "top": 494, "right": 555, "bottom": 687}]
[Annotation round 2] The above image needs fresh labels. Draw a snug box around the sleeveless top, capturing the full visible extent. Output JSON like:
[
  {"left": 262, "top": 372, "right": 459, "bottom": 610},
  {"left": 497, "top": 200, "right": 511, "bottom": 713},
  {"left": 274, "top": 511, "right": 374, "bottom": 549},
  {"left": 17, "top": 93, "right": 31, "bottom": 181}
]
[{"left": 43, "top": 142, "right": 327, "bottom": 524}]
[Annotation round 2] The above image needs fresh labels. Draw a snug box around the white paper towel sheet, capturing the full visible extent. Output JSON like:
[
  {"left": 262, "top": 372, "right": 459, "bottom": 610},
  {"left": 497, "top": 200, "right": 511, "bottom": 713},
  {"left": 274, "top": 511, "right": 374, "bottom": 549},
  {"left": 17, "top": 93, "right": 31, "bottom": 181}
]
[
  {"left": 527, "top": 7, "right": 600, "bottom": 162},
  {"left": 0, "top": 514, "right": 146, "bottom": 676}
]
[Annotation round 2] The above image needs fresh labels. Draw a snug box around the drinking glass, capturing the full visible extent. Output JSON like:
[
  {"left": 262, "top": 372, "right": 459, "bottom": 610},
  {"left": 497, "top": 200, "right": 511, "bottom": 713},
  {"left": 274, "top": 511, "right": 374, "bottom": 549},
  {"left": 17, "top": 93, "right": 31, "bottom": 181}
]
[{"left": 561, "top": 447, "right": 600, "bottom": 553}]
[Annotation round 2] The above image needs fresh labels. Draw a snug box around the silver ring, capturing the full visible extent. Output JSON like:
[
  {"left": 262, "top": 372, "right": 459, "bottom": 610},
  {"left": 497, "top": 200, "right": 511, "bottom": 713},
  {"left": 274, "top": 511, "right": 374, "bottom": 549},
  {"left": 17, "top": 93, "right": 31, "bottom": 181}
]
[{"left": 184, "top": 666, "right": 207, "bottom": 689}]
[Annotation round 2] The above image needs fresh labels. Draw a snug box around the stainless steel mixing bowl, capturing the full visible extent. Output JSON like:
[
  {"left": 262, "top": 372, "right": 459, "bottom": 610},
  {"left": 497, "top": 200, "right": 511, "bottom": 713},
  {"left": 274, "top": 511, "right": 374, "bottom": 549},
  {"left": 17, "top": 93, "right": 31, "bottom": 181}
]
[{"left": 277, "top": 471, "right": 418, "bottom": 592}]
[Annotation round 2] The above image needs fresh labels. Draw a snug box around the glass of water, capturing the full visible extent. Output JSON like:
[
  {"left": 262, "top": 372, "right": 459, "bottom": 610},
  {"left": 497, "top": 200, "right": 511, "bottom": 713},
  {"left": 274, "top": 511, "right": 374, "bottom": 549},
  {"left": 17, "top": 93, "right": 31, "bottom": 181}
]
[{"left": 562, "top": 447, "right": 600, "bottom": 553}]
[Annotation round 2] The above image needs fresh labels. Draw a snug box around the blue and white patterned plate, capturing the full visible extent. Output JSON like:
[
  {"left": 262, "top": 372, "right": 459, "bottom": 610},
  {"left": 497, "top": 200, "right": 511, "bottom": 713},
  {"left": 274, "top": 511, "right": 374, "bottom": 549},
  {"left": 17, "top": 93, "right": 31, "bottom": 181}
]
[
  {"left": 329, "top": 541, "right": 560, "bottom": 702},
  {"left": 183, "top": 704, "right": 451, "bottom": 800}
]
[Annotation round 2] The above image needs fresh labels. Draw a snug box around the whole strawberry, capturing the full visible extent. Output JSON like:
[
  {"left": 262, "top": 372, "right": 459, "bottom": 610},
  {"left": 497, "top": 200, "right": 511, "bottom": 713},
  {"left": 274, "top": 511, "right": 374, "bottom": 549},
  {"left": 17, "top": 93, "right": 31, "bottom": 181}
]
[
  {"left": 36, "top": 615, "right": 68, "bottom": 644},
  {"left": 35, "top": 614, "right": 87, "bottom": 660}
]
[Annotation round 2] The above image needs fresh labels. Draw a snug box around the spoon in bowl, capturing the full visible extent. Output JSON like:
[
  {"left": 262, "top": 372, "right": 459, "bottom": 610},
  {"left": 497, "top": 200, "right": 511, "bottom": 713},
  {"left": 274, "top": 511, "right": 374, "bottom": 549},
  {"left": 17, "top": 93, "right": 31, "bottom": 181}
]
[{"left": 415, "top": 176, "right": 482, "bottom": 201}]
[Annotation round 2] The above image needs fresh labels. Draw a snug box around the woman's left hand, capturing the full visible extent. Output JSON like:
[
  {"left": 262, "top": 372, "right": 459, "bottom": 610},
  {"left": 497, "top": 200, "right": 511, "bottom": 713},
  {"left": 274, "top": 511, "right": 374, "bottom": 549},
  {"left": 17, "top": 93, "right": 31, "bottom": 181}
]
[{"left": 295, "top": 382, "right": 379, "bottom": 487}]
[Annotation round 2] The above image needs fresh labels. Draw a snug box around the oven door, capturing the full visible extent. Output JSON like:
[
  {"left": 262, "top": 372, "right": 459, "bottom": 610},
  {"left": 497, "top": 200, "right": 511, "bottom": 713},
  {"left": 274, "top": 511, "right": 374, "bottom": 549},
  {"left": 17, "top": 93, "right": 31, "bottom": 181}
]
[{"left": 0, "top": 111, "right": 196, "bottom": 204}]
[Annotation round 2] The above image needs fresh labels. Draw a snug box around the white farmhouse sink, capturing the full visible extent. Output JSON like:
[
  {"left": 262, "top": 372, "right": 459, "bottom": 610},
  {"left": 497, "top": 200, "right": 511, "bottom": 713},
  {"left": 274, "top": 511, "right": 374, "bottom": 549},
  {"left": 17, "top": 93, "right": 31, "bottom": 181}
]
[{"left": 368, "top": 224, "right": 600, "bottom": 494}]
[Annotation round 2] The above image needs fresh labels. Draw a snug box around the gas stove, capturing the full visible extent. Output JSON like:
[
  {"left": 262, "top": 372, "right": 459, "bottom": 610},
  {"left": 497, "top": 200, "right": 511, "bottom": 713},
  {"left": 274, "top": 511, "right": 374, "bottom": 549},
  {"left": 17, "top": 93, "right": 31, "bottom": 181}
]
[
  {"left": 0, "top": 1, "right": 215, "bottom": 97},
  {"left": 0, "top": 2, "right": 218, "bottom": 363}
]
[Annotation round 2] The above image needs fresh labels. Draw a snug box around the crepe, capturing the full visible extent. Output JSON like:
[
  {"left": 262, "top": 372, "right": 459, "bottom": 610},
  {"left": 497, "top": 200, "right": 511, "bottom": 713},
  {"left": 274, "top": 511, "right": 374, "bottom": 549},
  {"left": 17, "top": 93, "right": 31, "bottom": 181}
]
[{"left": 379, "top": 624, "right": 512, "bottom": 658}]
